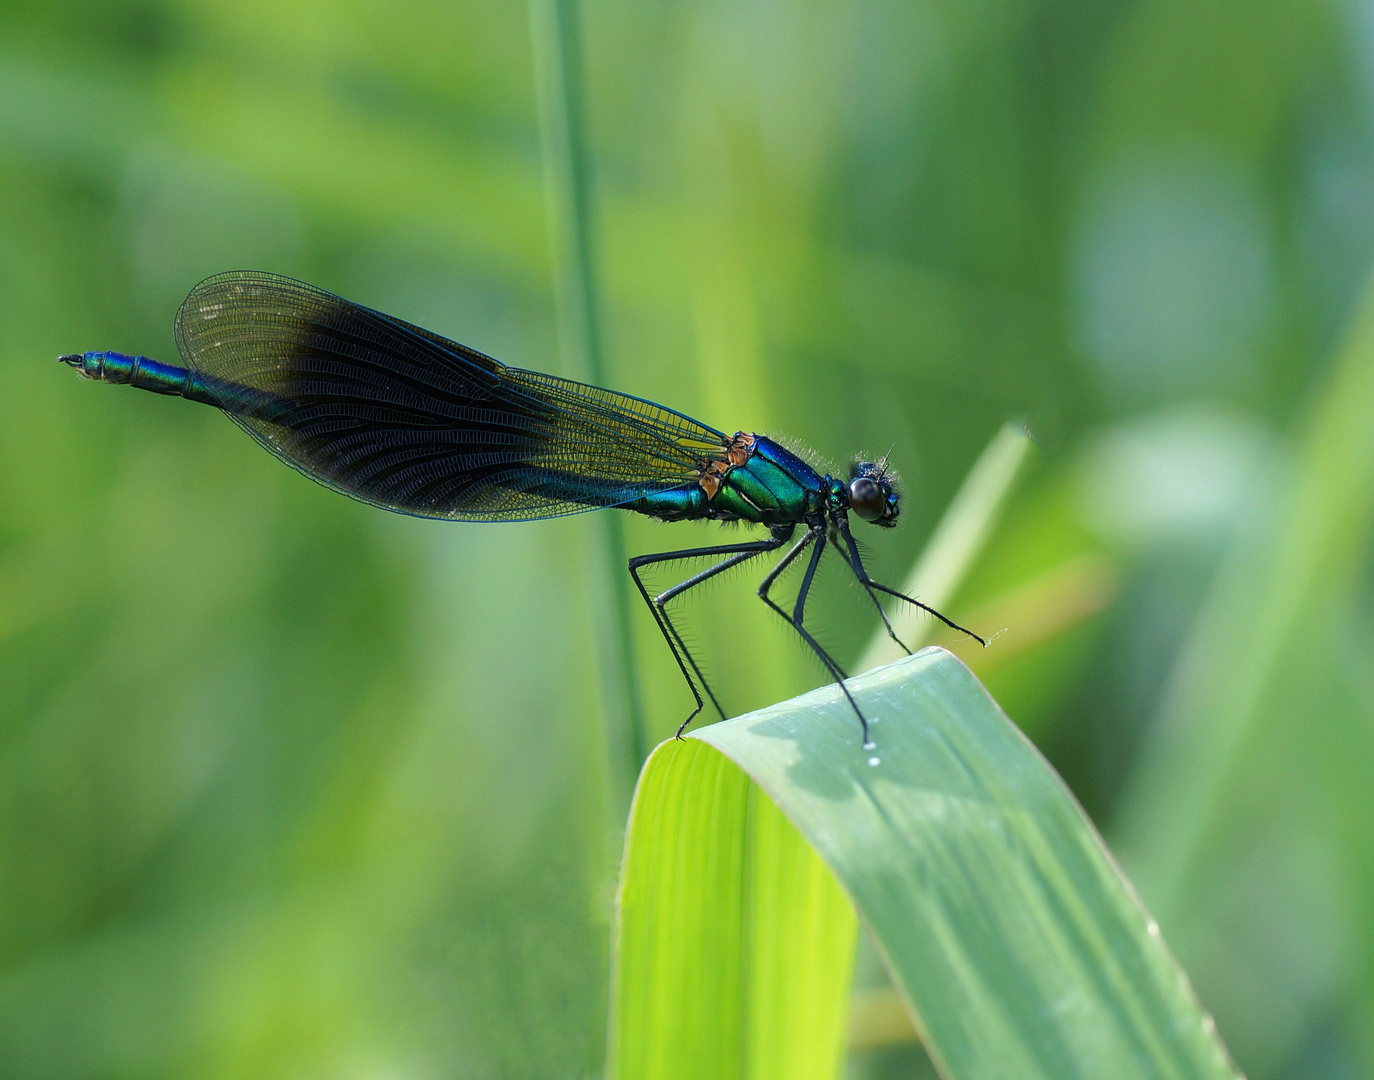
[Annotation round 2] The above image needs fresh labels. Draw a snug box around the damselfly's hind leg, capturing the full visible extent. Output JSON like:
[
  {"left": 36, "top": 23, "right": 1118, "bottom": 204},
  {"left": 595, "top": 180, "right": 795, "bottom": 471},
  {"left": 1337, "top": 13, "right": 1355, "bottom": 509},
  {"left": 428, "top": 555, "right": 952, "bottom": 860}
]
[{"left": 628, "top": 535, "right": 787, "bottom": 737}]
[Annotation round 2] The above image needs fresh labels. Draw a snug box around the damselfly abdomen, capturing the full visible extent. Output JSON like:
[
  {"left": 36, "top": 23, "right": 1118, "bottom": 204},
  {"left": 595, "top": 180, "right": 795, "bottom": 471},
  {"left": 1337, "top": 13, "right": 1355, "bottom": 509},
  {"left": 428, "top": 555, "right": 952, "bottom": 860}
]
[{"left": 61, "top": 271, "right": 984, "bottom": 738}]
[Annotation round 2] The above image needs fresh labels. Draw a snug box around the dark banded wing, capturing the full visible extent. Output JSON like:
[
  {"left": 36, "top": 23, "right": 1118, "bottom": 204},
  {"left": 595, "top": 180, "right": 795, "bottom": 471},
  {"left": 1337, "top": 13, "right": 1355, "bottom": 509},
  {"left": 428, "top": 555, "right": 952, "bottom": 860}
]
[{"left": 173, "top": 271, "right": 727, "bottom": 521}]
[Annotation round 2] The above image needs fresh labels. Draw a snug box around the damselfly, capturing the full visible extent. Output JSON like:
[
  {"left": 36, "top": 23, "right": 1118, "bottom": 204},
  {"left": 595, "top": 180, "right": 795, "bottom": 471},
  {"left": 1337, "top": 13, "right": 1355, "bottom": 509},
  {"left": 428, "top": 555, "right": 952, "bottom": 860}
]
[{"left": 61, "top": 271, "right": 984, "bottom": 738}]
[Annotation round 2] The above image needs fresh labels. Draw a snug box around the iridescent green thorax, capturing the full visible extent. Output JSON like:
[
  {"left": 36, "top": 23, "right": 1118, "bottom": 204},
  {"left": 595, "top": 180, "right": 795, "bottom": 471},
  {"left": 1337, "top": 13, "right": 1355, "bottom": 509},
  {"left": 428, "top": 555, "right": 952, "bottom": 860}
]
[
  {"left": 626, "top": 432, "right": 826, "bottom": 527},
  {"left": 710, "top": 436, "right": 822, "bottom": 526}
]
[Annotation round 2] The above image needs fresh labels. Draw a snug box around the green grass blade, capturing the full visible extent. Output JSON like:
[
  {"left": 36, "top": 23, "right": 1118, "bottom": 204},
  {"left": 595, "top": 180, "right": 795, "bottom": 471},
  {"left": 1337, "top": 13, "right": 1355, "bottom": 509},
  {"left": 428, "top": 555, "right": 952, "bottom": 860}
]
[
  {"left": 1113, "top": 270, "right": 1374, "bottom": 922},
  {"left": 860, "top": 422, "right": 1034, "bottom": 672},
  {"left": 610, "top": 737, "right": 857, "bottom": 1080},
  {"left": 612, "top": 649, "right": 1240, "bottom": 1080},
  {"left": 528, "top": 0, "right": 646, "bottom": 799}
]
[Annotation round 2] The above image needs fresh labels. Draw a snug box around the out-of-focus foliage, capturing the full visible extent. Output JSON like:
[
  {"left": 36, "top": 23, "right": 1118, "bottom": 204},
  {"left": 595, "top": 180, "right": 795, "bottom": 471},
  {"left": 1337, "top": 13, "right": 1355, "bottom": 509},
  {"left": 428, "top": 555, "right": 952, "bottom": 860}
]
[{"left": 0, "top": 0, "right": 1371, "bottom": 1077}]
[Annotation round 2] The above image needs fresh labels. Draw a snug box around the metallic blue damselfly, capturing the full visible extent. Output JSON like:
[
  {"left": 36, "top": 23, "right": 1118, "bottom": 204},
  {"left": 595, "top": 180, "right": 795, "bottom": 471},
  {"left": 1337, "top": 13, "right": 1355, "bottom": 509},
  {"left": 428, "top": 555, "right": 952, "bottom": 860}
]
[{"left": 61, "top": 271, "right": 984, "bottom": 738}]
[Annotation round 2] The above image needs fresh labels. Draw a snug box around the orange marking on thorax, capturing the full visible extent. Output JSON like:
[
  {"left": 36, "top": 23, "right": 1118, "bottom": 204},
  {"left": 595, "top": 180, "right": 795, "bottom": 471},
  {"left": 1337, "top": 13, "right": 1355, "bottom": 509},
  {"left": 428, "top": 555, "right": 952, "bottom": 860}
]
[{"left": 699, "top": 431, "right": 756, "bottom": 499}]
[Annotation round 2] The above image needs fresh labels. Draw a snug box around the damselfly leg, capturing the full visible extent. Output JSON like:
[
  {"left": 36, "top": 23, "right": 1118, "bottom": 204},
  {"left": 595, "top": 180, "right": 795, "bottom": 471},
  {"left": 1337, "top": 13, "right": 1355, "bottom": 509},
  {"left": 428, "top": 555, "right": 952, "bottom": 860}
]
[
  {"left": 826, "top": 518, "right": 913, "bottom": 654},
  {"left": 842, "top": 547, "right": 915, "bottom": 655},
  {"left": 633, "top": 524, "right": 887, "bottom": 740},
  {"left": 756, "top": 526, "right": 871, "bottom": 743},
  {"left": 831, "top": 513, "right": 987, "bottom": 647},
  {"left": 629, "top": 535, "right": 787, "bottom": 736}
]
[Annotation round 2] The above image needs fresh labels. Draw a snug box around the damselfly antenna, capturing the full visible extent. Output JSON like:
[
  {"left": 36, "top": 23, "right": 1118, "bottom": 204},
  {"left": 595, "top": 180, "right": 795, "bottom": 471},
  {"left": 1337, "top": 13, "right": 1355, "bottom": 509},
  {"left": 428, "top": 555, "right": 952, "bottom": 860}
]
[{"left": 875, "top": 444, "right": 895, "bottom": 480}]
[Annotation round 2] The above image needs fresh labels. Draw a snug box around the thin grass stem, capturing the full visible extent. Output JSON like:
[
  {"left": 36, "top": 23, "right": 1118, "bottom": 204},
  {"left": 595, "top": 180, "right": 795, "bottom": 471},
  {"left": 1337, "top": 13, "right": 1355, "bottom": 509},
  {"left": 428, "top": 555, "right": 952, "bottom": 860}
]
[{"left": 528, "top": 0, "right": 646, "bottom": 810}]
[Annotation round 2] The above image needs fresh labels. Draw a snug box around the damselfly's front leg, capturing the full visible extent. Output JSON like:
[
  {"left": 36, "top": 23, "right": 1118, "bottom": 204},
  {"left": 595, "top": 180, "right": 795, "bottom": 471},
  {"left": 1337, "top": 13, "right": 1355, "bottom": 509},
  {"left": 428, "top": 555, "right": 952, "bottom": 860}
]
[
  {"left": 832, "top": 513, "right": 986, "bottom": 647},
  {"left": 829, "top": 526, "right": 913, "bottom": 655}
]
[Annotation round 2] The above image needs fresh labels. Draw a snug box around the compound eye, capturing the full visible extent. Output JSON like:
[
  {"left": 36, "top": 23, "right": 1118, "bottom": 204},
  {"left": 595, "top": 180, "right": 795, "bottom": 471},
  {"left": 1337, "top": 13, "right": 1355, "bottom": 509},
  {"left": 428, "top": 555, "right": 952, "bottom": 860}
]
[{"left": 849, "top": 476, "right": 885, "bottom": 522}]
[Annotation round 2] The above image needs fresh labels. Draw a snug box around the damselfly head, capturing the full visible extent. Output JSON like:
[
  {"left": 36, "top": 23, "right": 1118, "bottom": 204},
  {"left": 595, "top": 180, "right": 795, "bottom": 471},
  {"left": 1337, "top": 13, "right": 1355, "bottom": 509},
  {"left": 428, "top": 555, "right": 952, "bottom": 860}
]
[{"left": 848, "top": 459, "right": 900, "bottom": 528}]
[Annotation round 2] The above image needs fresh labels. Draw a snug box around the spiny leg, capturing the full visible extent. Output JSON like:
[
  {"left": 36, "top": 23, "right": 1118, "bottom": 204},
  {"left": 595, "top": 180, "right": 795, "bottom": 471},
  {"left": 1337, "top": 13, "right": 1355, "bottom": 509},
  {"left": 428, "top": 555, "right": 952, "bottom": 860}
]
[
  {"left": 757, "top": 530, "right": 847, "bottom": 682},
  {"left": 832, "top": 512, "right": 987, "bottom": 647},
  {"left": 831, "top": 529, "right": 913, "bottom": 655},
  {"left": 632, "top": 542, "right": 775, "bottom": 731},
  {"left": 757, "top": 527, "right": 871, "bottom": 741},
  {"left": 629, "top": 536, "right": 787, "bottom": 736},
  {"left": 654, "top": 543, "right": 779, "bottom": 730}
]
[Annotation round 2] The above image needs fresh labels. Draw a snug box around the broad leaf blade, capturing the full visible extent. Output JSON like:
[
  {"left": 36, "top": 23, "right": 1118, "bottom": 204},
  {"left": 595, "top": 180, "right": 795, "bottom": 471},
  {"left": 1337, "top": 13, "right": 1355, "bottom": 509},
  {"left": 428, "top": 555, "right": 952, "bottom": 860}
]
[
  {"left": 612, "top": 648, "right": 1240, "bottom": 1080},
  {"left": 610, "top": 743, "right": 857, "bottom": 1080}
]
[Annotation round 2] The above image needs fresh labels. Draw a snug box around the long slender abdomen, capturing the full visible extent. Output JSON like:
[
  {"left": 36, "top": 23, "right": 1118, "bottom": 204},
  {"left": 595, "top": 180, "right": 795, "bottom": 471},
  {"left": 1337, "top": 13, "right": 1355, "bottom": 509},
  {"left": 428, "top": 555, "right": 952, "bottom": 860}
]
[{"left": 59, "top": 351, "right": 277, "bottom": 417}]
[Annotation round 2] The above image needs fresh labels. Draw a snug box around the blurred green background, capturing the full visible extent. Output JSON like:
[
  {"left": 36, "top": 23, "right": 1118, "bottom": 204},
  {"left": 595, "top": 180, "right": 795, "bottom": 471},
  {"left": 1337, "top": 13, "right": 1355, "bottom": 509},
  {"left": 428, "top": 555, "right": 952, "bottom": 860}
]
[{"left": 2, "top": 0, "right": 1373, "bottom": 1077}]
